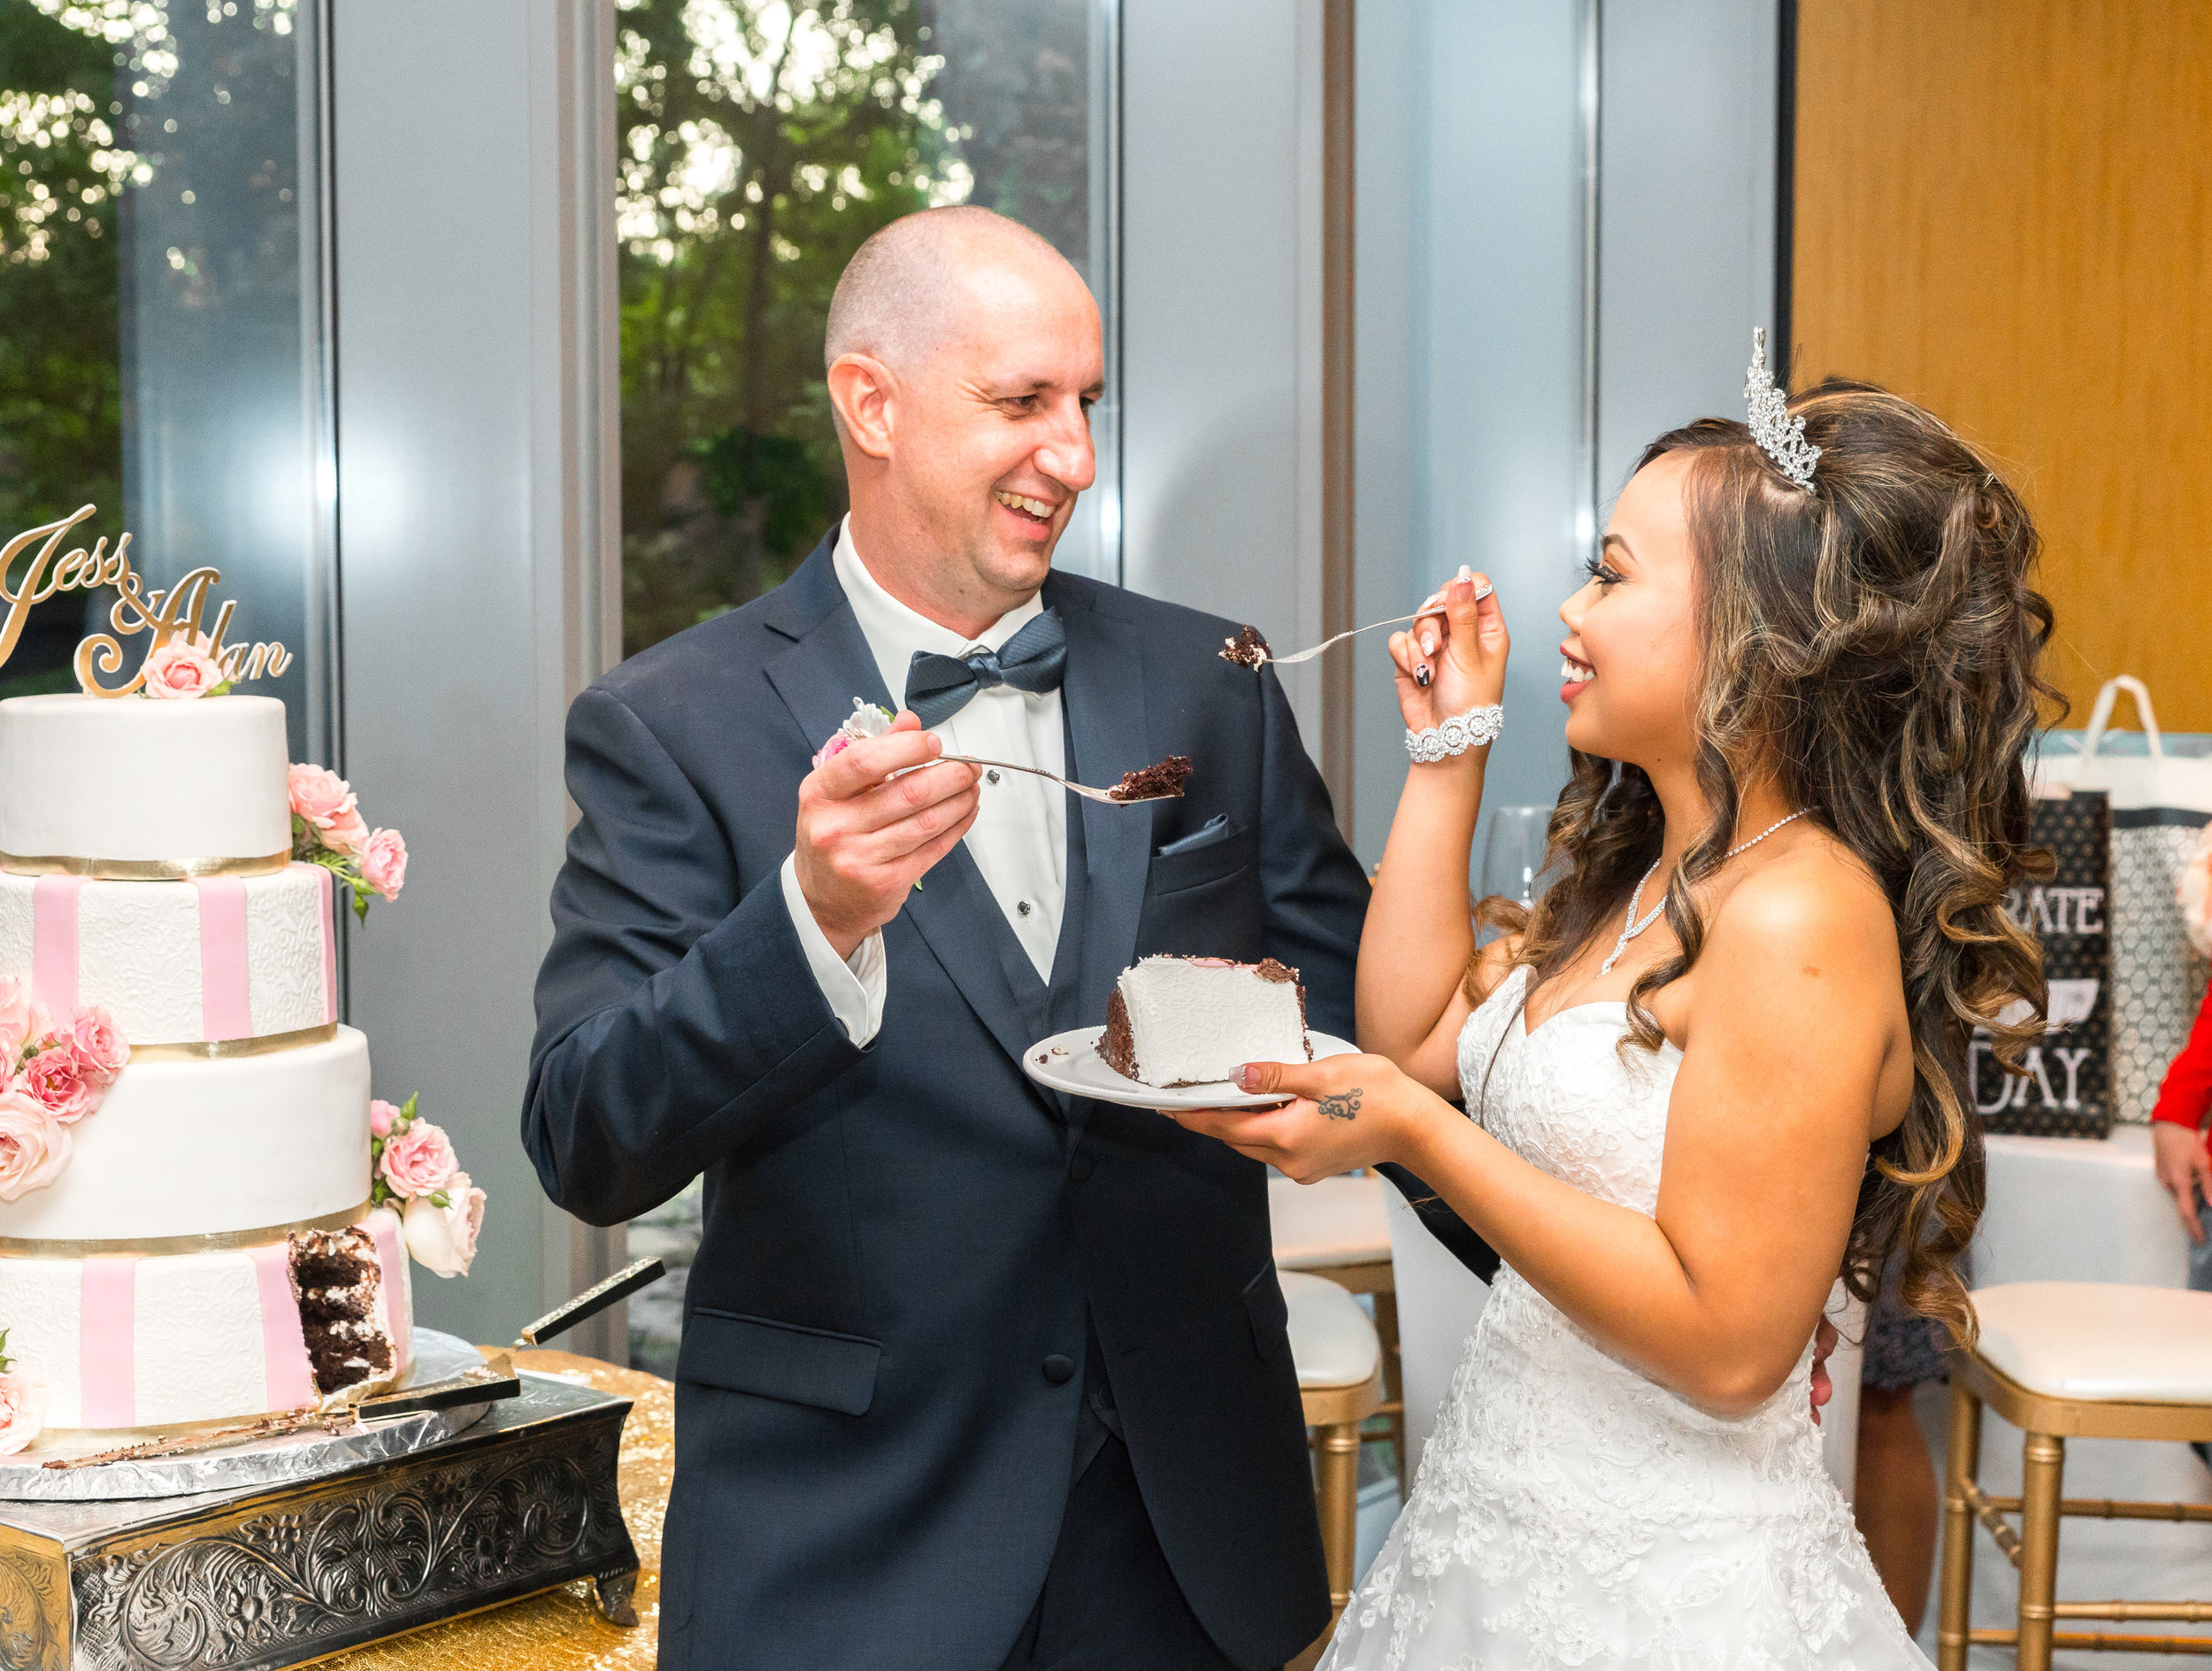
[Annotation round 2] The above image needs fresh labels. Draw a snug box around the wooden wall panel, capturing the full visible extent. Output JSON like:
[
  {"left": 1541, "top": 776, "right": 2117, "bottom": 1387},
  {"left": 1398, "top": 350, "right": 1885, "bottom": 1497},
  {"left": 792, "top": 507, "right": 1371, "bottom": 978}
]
[{"left": 1792, "top": 0, "right": 2212, "bottom": 730}]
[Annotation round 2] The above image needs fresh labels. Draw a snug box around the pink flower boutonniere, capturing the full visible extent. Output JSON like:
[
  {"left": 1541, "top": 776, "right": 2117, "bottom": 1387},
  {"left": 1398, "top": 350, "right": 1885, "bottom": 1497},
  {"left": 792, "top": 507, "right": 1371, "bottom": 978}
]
[{"left": 811, "top": 698, "right": 895, "bottom": 770}]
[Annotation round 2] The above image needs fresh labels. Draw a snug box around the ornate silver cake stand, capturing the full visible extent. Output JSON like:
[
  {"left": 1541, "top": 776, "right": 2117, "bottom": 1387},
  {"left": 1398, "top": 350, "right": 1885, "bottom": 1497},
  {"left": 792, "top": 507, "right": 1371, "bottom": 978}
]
[{"left": 0, "top": 1332, "right": 640, "bottom": 1670}]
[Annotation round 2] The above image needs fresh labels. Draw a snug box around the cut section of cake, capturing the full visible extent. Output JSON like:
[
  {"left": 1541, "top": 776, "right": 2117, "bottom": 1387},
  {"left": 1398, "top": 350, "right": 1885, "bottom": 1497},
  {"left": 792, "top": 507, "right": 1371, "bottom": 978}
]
[
  {"left": 1099, "top": 955, "right": 1312, "bottom": 1087},
  {"left": 288, "top": 1225, "right": 397, "bottom": 1404}
]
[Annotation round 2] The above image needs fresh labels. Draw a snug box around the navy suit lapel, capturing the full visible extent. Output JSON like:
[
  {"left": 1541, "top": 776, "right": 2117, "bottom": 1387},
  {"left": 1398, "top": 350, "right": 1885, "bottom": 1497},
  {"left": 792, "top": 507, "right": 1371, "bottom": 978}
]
[
  {"left": 1049, "top": 576, "right": 1154, "bottom": 1036},
  {"left": 760, "top": 539, "right": 1046, "bottom": 1078}
]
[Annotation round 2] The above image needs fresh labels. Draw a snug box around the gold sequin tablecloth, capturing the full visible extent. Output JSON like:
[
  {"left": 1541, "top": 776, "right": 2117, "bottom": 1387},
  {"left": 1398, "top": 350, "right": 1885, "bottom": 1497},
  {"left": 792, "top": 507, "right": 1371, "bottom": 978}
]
[{"left": 325, "top": 1350, "right": 672, "bottom": 1671}]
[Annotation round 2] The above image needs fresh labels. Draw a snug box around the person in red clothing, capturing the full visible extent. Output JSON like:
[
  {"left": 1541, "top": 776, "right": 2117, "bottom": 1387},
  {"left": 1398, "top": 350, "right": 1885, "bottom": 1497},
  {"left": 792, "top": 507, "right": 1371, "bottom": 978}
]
[
  {"left": 2158, "top": 828, "right": 2212, "bottom": 1245},
  {"left": 2153, "top": 983, "right": 2212, "bottom": 1243}
]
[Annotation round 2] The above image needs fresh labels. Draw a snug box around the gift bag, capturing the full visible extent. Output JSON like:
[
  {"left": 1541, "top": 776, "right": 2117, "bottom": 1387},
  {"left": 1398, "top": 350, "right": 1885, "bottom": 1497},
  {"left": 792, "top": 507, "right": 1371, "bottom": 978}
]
[
  {"left": 1974, "top": 788, "right": 2112, "bottom": 1137},
  {"left": 2032, "top": 675, "right": 2212, "bottom": 1122}
]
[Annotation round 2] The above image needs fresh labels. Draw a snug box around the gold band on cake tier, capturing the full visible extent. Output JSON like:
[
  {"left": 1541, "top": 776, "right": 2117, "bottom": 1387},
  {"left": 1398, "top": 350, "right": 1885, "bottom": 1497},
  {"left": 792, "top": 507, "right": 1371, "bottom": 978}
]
[
  {"left": 0, "top": 1197, "right": 372, "bottom": 1259},
  {"left": 0, "top": 849, "right": 294, "bottom": 880},
  {"left": 128, "top": 1022, "right": 340, "bottom": 1062}
]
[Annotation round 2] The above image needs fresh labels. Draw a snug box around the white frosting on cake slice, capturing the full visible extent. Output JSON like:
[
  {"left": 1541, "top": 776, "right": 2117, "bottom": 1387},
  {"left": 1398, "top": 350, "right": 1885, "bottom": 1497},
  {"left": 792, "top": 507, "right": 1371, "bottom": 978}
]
[{"left": 1102, "top": 955, "right": 1310, "bottom": 1087}]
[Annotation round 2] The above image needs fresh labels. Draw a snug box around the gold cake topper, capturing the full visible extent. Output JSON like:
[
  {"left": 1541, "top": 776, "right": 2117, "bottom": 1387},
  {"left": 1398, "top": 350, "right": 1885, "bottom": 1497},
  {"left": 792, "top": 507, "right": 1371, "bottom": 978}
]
[{"left": 0, "top": 505, "right": 292, "bottom": 697}]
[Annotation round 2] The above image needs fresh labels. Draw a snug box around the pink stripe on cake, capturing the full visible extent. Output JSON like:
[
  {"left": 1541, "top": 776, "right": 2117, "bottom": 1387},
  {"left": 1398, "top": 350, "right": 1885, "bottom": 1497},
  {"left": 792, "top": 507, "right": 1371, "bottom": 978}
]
[
  {"left": 367, "top": 1210, "right": 411, "bottom": 1369},
  {"left": 191, "top": 875, "right": 253, "bottom": 1041},
  {"left": 79, "top": 1258, "right": 135, "bottom": 1428},
  {"left": 248, "top": 1243, "right": 319, "bottom": 1412},
  {"left": 30, "top": 874, "right": 82, "bottom": 1014},
  {"left": 311, "top": 863, "right": 336, "bottom": 1024}
]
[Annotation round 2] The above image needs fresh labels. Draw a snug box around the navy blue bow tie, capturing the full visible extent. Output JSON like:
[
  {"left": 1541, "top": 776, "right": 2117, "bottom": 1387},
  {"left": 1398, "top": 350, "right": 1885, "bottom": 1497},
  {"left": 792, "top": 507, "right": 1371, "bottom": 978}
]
[{"left": 903, "top": 608, "right": 1068, "bottom": 727}]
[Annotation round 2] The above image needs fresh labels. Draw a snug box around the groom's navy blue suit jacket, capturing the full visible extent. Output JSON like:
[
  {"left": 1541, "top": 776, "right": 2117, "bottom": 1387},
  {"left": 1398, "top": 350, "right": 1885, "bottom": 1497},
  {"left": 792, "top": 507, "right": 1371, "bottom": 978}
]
[{"left": 523, "top": 535, "right": 1377, "bottom": 1670}]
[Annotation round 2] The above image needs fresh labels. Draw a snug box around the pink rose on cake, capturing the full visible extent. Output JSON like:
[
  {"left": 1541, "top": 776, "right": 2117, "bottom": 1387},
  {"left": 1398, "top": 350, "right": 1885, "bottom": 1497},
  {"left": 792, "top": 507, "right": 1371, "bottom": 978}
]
[
  {"left": 0, "top": 1329, "right": 45, "bottom": 1456},
  {"left": 65, "top": 1005, "right": 127, "bottom": 1086},
  {"left": 19, "top": 1049, "right": 96, "bottom": 1124},
  {"left": 320, "top": 808, "right": 369, "bottom": 857},
  {"left": 290, "top": 762, "right": 405, "bottom": 920},
  {"left": 403, "top": 1171, "right": 487, "bottom": 1278},
  {"left": 369, "top": 1097, "right": 403, "bottom": 1137},
  {"left": 380, "top": 1118, "right": 459, "bottom": 1199},
  {"left": 0, "top": 976, "right": 43, "bottom": 1065},
  {"left": 288, "top": 764, "right": 359, "bottom": 836},
  {"left": 141, "top": 634, "right": 227, "bottom": 700},
  {"left": 0, "top": 1092, "right": 70, "bottom": 1201},
  {"left": 361, "top": 828, "right": 408, "bottom": 901}
]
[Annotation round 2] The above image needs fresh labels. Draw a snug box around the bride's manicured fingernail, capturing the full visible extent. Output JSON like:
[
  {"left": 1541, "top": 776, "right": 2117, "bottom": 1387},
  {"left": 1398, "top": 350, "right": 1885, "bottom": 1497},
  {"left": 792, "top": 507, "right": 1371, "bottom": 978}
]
[
  {"left": 1239, "top": 1065, "right": 1260, "bottom": 1090},
  {"left": 1415, "top": 666, "right": 1432, "bottom": 688},
  {"left": 1420, "top": 632, "right": 1437, "bottom": 655}
]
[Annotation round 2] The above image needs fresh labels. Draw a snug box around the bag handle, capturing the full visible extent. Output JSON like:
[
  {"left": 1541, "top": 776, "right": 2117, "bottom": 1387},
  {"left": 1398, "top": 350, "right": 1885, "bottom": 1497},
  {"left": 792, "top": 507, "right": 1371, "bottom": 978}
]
[{"left": 2079, "top": 674, "right": 2165, "bottom": 760}]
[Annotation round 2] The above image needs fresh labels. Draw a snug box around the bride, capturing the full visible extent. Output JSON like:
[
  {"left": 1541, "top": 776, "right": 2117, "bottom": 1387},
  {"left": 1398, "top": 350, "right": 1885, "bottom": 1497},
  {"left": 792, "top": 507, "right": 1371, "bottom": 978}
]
[{"left": 1178, "top": 349, "right": 2053, "bottom": 1667}]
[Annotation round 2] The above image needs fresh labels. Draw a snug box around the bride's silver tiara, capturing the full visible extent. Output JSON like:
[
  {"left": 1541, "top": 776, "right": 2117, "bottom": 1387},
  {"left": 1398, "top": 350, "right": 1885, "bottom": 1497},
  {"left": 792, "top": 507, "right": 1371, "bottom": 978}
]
[{"left": 1745, "top": 327, "right": 1819, "bottom": 491}]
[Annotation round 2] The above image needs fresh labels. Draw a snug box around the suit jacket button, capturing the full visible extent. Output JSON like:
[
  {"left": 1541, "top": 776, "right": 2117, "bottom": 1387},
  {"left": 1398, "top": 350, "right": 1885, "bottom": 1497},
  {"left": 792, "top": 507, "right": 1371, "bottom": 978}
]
[
  {"left": 1068, "top": 1151, "right": 1094, "bottom": 1182},
  {"left": 1041, "top": 1353, "right": 1076, "bottom": 1385}
]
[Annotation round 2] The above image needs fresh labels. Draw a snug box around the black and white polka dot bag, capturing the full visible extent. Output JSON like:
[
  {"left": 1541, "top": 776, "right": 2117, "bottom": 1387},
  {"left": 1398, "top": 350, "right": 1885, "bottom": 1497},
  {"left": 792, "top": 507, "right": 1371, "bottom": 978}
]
[{"left": 2034, "top": 677, "right": 2212, "bottom": 1125}]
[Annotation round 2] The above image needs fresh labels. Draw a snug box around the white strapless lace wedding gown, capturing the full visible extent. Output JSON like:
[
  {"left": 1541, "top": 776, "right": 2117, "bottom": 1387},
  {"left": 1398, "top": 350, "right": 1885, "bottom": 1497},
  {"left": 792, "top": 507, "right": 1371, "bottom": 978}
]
[{"left": 1320, "top": 966, "right": 1932, "bottom": 1670}]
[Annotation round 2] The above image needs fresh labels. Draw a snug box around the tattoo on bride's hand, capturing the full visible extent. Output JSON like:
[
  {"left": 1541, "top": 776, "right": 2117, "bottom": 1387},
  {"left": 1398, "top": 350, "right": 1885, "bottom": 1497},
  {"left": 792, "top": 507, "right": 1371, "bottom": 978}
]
[{"left": 1319, "top": 1088, "right": 1363, "bottom": 1121}]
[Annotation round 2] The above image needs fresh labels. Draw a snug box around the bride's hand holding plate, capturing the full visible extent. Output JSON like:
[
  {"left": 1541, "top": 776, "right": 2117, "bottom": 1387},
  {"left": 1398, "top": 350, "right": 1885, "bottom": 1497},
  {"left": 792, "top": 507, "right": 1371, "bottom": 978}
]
[{"left": 1171, "top": 1053, "right": 1437, "bottom": 1183}]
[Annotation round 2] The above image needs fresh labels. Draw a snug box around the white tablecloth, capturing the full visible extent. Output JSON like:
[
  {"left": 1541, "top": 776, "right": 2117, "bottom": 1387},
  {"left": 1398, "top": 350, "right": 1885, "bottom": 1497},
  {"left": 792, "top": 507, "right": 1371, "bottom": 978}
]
[{"left": 1944, "top": 1125, "right": 2211, "bottom": 1666}]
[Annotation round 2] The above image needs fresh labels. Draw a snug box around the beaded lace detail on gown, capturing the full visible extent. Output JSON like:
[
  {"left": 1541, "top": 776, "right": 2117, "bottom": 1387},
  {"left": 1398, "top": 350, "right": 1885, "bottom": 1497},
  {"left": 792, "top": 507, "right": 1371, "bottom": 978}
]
[{"left": 1319, "top": 966, "right": 1932, "bottom": 1670}]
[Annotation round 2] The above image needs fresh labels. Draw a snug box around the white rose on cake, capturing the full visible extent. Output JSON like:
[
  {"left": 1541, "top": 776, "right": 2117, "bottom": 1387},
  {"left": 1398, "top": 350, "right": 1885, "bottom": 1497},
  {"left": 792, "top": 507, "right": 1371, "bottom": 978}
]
[
  {"left": 0, "top": 1326, "right": 45, "bottom": 1456},
  {"left": 403, "top": 1173, "right": 488, "bottom": 1279}
]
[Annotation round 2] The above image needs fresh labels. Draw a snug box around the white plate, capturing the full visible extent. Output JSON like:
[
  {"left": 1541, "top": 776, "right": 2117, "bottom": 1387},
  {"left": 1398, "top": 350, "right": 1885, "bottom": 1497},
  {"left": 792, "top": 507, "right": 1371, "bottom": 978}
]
[{"left": 1021, "top": 1025, "right": 1357, "bottom": 1111}]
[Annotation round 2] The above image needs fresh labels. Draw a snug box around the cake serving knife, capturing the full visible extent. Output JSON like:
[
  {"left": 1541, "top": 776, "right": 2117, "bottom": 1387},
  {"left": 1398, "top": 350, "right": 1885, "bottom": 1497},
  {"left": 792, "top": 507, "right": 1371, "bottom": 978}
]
[{"left": 513, "top": 1255, "right": 668, "bottom": 1350}]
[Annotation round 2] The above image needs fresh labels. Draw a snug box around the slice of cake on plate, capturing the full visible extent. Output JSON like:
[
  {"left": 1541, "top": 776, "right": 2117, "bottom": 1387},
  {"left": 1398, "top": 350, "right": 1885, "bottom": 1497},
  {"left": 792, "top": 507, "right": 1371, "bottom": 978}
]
[{"left": 1099, "top": 955, "right": 1312, "bottom": 1088}]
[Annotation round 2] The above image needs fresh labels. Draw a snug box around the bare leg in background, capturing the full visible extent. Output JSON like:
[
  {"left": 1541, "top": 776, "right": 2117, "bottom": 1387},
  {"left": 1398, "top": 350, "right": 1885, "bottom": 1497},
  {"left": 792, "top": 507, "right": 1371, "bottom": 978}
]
[{"left": 1855, "top": 1382, "right": 1939, "bottom": 1634}]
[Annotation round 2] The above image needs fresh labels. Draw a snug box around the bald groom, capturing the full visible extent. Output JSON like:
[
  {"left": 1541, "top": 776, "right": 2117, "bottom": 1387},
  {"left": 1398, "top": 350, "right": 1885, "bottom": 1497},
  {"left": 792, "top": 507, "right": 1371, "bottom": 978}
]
[{"left": 524, "top": 207, "right": 1372, "bottom": 1670}]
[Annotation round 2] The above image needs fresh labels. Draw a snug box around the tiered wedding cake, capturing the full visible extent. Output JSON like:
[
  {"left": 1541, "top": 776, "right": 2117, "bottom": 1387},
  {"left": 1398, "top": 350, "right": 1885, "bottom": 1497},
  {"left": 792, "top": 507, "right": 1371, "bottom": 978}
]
[{"left": 0, "top": 695, "right": 409, "bottom": 1433}]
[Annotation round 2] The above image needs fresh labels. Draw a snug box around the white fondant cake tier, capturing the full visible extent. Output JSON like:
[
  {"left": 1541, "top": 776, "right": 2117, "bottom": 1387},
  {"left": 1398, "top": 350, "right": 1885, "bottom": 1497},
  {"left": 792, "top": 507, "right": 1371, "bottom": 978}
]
[
  {"left": 0, "top": 864, "right": 335, "bottom": 1045},
  {"left": 1103, "top": 956, "right": 1311, "bottom": 1087},
  {"left": 0, "top": 694, "right": 291, "bottom": 869},
  {"left": 0, "top": 1209, "right": 413, "bottom": 1430},
  {"left": 0, "top": 1027, "right": 371, "bottom": 1243}
]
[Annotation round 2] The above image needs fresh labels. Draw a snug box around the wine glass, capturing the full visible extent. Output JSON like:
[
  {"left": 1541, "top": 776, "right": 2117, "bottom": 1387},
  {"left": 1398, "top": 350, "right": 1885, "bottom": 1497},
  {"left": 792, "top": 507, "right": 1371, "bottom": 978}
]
[{"left": 1479, "top": 805, "right": 1555, "bottom": 915}]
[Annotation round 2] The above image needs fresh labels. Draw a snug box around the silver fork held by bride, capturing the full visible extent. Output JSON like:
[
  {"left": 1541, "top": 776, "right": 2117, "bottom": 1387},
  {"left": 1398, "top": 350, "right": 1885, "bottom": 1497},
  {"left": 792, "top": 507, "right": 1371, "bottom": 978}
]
[{"left": 1266, "top": 585, "right": 1492, "bottom": 668}]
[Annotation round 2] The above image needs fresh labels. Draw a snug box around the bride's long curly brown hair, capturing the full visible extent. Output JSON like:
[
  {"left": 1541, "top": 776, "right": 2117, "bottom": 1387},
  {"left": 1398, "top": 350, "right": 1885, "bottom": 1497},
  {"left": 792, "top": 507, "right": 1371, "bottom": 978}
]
[{"left": 1481, "top": 381, "right": 2055, "bottom": 1345}]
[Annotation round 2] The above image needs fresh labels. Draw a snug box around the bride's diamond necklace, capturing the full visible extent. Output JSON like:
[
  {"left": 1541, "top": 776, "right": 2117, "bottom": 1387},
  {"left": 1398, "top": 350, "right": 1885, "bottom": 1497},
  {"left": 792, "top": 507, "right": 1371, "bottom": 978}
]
[{"left": 1594, "top": 811, "right": 1808, "bottom": 978}]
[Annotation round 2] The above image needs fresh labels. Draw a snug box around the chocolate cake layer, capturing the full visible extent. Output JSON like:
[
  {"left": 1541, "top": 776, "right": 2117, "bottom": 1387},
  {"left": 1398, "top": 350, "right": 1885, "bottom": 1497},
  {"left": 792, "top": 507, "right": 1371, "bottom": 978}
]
[
  {"left": 1110, "top": 755, "right": 1192, "bottom": 802},
  {"left": 1100, "top": 987, "right": 1140, "bottom": 1080},
  {"left": 288, "top": 1226, "right": 393, "bottom": 1397},
  {"left": 1219, "top": 625, "right": 1270, "bottom": 669}
]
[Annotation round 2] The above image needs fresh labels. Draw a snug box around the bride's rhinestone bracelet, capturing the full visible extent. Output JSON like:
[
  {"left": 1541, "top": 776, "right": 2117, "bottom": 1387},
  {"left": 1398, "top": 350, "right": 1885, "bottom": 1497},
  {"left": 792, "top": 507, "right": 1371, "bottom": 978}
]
[{"left": 1405, "top": 703, "right": 1503, "bottom": 764}]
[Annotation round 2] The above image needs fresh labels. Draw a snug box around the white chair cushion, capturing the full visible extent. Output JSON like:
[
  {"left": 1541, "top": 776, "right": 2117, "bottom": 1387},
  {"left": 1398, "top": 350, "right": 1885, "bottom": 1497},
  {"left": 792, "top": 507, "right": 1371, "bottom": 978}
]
[
  {"left": 1279, "top": 1268, "right": 1380, "bottom": 1390},
  {"left": 1972, "top": 1282, "right": 2212, "bottom": 1403},
  {"left": 1270, "top": 1172, "right": 1391, "bottom": 1268}
]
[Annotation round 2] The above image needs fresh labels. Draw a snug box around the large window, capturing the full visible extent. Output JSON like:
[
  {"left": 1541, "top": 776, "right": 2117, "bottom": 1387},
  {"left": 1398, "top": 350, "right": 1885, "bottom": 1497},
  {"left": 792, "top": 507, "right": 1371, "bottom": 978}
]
[
  {"left": 617, "top": 0, "right": 1118, "bottom": 1373},
  {"left": 0, "top": 0, "right": 334, "bottom": 763}
]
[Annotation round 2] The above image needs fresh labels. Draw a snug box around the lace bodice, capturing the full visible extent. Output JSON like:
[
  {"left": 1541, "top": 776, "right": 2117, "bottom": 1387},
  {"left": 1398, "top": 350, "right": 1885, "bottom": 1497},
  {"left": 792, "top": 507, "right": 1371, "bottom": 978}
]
[{"left": 1320, "top": 966, "right": 1930, "bottom": 1670}]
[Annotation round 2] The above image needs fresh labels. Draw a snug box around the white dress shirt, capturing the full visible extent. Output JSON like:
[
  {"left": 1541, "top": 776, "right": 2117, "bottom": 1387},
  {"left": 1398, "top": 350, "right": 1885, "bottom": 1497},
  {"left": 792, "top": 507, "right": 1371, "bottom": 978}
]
[{"left": 780, "top": 516, "right": 1069, "bottom": 1045}]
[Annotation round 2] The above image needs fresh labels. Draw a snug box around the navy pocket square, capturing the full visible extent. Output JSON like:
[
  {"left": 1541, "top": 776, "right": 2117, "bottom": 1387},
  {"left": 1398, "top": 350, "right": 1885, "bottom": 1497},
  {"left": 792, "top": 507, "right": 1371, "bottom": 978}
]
[{"left": 1156, "top": 814, "right": 1230, "bottom": 857}]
